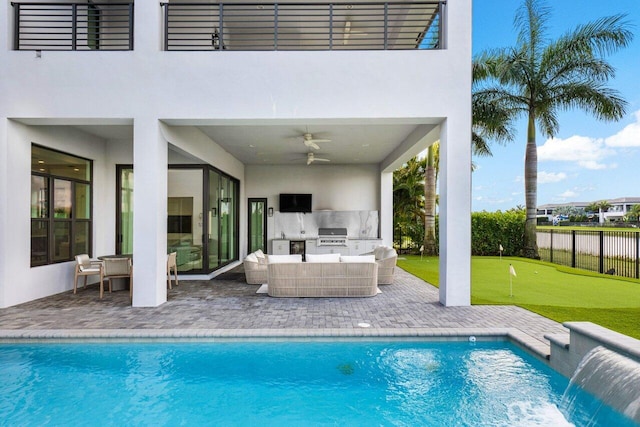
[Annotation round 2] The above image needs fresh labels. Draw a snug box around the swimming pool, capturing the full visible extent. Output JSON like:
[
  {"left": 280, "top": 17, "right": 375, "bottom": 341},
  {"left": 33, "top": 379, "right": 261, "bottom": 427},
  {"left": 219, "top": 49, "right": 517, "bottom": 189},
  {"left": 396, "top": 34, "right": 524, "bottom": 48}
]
[{"left": 0, "top": 340, "right": 634, "bottom": 426}]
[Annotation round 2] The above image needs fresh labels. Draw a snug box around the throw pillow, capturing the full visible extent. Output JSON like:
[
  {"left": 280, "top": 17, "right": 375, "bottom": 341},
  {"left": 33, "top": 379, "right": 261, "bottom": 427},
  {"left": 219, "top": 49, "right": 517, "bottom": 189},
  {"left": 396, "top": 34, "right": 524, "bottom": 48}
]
[
  {"left": 340, "top": 255, "right": 376, "bottom": 263},
  {"left": 306, "top": 253, "right": 341, "bottom": 263},
  {"left": 267, "top": 254, "right": 303, "bottom": 264}
]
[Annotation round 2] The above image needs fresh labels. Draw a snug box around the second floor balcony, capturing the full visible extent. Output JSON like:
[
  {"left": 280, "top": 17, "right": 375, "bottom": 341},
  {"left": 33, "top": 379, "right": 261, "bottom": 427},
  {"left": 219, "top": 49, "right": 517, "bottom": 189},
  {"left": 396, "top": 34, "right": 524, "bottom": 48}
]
[
  {"left": 11, "top": 1, "right": 445, "bottom": 52},
  {"left": 162, "top": 1, "right": 444, "bottom": 51}
]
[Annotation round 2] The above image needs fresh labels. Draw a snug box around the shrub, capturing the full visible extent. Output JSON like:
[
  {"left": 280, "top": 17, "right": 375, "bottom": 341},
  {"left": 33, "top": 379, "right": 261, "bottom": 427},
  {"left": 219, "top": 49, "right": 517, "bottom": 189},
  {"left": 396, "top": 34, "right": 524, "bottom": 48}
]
[{"left": 471, "top": 211, "right": 525, "bottom": 256}]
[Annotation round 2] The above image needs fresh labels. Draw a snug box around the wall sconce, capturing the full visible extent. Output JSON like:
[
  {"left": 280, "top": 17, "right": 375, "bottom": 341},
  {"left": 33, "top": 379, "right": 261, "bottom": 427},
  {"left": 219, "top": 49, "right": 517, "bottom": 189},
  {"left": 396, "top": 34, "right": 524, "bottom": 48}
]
[
  {"left": 211, "top": 207, "right": 217, "bottom": 217},
  {"left": 268, "top": 207, "right": 274, "bottom": 217}
]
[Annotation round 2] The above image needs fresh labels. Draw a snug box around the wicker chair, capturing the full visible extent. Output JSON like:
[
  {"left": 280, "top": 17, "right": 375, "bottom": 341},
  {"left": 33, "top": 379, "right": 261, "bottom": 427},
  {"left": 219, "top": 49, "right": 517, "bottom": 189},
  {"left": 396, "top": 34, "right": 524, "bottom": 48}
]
[
  {"left": 364, "top": 246, "right": 398, "bottom": 285},
  {"left": 243, "top": 251, "right": 268, "bottom": 284}
]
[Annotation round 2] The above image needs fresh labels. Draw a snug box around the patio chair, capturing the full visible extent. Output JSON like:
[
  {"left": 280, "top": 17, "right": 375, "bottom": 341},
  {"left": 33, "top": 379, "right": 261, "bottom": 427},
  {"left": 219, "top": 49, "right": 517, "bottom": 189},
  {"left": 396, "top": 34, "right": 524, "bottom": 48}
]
[
  {"left": 167, "top": 252, "right": 178, "bottom": 289},
  {"left": 74, "top": 254, "right": 103, "bottom": 294},
  {"left": 102, "top": 257, "right": 133, "bottom": 300}
]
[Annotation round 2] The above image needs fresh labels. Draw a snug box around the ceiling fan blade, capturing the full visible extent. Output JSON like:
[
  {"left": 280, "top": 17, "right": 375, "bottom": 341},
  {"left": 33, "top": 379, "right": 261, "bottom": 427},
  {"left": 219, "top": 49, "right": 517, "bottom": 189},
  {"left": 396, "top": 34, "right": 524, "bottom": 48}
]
[
  {"left": 314, "top": 158, "right": 330, "bottom": 162},
  {"left": 309, "top": 138, "right": 331, "bottom": 144},
  {"left": 304, "top": 140, "right": 320, "bottom": 150}
]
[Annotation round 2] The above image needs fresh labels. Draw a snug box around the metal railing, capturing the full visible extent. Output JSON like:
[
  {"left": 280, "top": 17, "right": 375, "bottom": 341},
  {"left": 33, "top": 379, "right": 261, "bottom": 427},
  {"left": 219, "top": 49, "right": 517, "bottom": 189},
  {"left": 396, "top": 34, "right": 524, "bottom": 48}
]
[
  {"left": 537, "top": 229, "right": 640, "bottom": 279},
  {"left": 161, "top": 1, "right": 444, "bottom": 51},
  {"left": 12, "top": 2, "right": 134, "bottom": 51}
]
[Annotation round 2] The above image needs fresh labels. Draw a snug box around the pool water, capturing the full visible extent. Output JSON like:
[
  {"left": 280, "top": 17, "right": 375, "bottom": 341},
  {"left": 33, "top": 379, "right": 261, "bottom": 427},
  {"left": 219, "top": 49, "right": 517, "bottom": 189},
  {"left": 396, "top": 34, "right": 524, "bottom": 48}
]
[{"left": 0, "top": 341, "right": 634, "bottom": 426}]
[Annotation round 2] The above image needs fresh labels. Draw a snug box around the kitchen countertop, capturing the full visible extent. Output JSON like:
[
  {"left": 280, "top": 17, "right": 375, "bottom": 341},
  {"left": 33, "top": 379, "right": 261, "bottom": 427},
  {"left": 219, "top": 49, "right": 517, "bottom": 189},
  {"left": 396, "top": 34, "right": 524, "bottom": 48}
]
[{"left": 273, "top": 236, "right": 381, "bottom": 240}]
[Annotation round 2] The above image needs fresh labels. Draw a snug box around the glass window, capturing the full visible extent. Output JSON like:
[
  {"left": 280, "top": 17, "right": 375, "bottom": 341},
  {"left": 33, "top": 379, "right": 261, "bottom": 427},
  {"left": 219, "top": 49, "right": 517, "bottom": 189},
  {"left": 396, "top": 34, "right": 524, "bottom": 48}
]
[
  {"left": 75, "top": 183, "right": 91, "bottom": 219},
  {"left": 30, "top": 145, "right": 92, "bottom": 266},
  {"left": 31, "top": 175, "right": 48, "bottom": 218},
  {"left": 53, "top": 179, "right": 72, "bottom": 219}
]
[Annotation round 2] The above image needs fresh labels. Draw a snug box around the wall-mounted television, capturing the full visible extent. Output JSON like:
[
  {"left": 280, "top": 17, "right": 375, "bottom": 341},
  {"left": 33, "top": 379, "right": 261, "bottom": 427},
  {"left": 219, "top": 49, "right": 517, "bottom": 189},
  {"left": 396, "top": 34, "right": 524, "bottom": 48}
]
[
  {"left": 167, "top": 215, "right": 192, "bottom": 234},
  {"left": 279, "top": 193, "right": 312, "bottom": 213}
]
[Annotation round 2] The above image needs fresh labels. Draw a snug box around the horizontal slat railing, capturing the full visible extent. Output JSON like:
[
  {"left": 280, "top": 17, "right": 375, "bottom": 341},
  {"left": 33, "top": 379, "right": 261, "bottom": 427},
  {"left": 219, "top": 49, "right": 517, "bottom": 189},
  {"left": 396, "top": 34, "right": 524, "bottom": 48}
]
[
  {"left": 12, "top": 2, "right": 134, "bottom": 51},
  {"left": 161, "top": 1, "right": 444, "bottom": 51}
]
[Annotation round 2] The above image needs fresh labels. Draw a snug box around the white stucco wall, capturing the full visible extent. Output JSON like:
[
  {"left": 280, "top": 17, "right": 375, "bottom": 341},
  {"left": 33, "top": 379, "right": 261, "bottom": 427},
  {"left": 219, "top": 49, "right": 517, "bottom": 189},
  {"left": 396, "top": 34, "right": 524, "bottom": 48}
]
[
  {"left": 1, "top": 121, "right": 110, "bottom": 307},
  {"left": 0, "top": 0, "right": 472, "bottom": 307}
]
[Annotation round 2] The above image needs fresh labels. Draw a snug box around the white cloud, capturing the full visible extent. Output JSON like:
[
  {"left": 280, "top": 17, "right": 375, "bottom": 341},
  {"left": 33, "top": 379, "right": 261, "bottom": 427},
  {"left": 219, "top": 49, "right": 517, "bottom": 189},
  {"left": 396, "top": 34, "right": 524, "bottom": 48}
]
[
  {"left": 559, "top": 190, "right": 578, "bottom": 198},
  {"left": 538, "top": 135, "right": 615, "bottom": 169},
  {"left": 605, "top": 110, "right": 640, "bottom": 147},
  {"left": 538, "top": 171, "right": 567, "bottom": 184}
]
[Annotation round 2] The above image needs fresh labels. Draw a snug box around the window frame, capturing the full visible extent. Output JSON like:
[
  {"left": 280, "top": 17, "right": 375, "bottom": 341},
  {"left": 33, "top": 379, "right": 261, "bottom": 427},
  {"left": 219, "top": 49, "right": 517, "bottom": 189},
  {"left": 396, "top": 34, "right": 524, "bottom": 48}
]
[{"left": 30, "top": 144, "right": 93, "bottom": 267}]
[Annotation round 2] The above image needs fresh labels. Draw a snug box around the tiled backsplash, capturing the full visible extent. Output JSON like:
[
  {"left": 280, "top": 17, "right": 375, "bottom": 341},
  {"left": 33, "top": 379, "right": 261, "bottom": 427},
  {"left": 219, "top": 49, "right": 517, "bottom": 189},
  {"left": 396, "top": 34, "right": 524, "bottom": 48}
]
[{"left": 274, "top": 211, "right": 379, "bottom": 239}]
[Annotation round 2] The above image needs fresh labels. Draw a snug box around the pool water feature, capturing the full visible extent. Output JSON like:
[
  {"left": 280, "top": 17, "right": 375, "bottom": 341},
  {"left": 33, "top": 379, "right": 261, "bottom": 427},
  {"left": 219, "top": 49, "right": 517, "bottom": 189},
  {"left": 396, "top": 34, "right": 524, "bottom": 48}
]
[{"left": 0, "top": 340, "right": 635, "bottom": 426}]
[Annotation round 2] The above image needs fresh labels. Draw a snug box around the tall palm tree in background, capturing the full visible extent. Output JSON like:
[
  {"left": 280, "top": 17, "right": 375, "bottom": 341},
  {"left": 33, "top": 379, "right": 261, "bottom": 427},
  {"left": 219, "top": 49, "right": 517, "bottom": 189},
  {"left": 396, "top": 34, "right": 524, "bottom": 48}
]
[{"left": 474, "top": 0, "right": 632, "bottom": 259}]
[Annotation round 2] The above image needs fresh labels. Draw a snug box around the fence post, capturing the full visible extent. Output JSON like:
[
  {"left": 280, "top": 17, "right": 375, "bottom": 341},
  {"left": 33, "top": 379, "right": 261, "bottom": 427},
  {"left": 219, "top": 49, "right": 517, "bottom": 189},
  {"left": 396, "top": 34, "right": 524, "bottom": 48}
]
[
  {"left": 571, "top": 230, "right": 576, "bottom": 268},
  {"left": 598, "top": 231, "right": 604, "bottom": 274},
  {"left": 550, "top": 229, "right": 553, "bottom": 263},
  {"left": 636, "top": 232, "right": 639, "bottom": 279}
]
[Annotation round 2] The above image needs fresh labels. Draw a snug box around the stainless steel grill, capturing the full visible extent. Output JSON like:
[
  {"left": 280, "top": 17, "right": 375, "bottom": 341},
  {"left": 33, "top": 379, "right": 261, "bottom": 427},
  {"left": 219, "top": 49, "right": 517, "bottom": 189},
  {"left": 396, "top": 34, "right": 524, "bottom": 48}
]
[{"left": 317, "top": 228, "right": 348, "bottom": 246}]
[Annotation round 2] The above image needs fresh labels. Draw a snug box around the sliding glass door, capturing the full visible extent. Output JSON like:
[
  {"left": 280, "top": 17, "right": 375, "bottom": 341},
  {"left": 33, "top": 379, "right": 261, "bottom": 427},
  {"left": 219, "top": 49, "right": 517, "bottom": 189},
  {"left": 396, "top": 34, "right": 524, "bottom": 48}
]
[{"left": 116, "top": 164, "right": 238, "bottom": 274}]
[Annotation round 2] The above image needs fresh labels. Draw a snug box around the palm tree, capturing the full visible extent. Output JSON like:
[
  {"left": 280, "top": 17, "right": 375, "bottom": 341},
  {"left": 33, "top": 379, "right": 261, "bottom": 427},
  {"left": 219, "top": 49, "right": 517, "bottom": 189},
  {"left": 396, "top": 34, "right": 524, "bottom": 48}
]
[
  {"left": 393, "top": 158, "right": 426, "bottom": 249},
  {"left": 474, "top": 0, "right": 632, "bottom": 258},
  {"left": 422, "top": 142, "right": 439, "bottom": 255}
]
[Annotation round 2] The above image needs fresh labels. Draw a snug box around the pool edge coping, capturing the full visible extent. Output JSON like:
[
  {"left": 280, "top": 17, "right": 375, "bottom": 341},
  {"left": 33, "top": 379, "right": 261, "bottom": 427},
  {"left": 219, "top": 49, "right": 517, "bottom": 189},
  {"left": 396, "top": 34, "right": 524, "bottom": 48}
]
[{"left": 0, "top": 328, "right": 551, "bottom": 361}]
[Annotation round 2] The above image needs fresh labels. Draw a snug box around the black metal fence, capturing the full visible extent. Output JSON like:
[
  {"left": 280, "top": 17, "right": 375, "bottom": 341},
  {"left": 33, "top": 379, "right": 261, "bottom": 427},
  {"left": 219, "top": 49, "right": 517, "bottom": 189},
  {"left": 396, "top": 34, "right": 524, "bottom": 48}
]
[
  {"left": 537, "top": 229, "right": 640, "bottom": 279},
  {"left": 12, "top": 2, "right": 134, "bottom": 51},
  {"left": 161, "top": 1, "right": 444, "bottom": 51}
]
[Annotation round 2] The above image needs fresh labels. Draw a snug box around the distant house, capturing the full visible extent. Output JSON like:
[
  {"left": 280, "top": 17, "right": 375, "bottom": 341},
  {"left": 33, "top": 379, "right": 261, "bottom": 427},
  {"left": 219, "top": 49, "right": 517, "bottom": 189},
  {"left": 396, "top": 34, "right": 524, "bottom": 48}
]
[{"left": 538, "top": 197, "right": 640, "bottom": 223}]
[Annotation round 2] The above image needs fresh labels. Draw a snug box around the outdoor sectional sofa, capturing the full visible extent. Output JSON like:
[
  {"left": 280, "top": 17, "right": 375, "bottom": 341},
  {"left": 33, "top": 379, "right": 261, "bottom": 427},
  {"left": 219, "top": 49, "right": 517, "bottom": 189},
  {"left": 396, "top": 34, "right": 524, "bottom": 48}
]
[{"left": 266, "top": 254, "right": 379, "bottom": 297}]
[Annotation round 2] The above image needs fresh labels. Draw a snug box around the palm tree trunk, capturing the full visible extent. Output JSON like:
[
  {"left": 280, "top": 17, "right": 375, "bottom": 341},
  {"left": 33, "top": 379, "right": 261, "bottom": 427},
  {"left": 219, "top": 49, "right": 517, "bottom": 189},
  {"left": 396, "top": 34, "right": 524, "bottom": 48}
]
[
  {"left": 423, "top": 145, "right": 437, "bottom": 255},
  {"left": 523, "top": 112, "right": 540, "bottom": 259}
]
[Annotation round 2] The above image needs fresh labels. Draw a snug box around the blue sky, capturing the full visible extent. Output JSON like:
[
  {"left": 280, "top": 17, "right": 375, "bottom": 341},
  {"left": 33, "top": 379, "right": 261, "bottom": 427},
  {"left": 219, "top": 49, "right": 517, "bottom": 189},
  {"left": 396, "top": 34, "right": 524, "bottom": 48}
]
[{"left": 471, "top": 0, "right": 640, "bottom": 212}]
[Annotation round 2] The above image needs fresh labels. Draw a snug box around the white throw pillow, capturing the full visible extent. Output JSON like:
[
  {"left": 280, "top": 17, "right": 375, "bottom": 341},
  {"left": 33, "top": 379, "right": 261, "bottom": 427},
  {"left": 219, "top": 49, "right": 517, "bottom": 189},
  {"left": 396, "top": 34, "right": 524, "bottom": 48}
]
[
  {"left": 255, "top": 249, "right": 265, "bottom": 259},
  {"left": 267, "top": 254, "right": 303, "bottom": 264},
  {"left": 305, "top": 253, "right": 341, "bottom": 263},
  {"left": 244, "top": 253, "right": 258, "bottom": 263},
  {"left": 340, "top": 255, "right": 376, "bottom": 263},
  {"left": 373, "top": 245, "right": 387, "bottom": 259}
]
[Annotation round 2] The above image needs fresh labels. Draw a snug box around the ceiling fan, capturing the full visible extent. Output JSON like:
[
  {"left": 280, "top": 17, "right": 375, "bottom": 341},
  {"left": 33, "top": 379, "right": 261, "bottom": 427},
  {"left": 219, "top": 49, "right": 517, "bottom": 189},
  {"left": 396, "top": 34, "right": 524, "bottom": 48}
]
[
  {"left": 343, "top": 20, "right": 369, "bottom": 45},
  {"left": 302, "top": 132, "right": 331, "bottom": 150},
  {"left": 305, "top": 152, "right": 330, "bottom": 165}
]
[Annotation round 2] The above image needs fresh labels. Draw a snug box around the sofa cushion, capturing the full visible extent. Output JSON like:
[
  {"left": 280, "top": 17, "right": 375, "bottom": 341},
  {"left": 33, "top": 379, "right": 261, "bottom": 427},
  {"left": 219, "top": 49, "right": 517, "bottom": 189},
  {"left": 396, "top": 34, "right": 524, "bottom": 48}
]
[
  {"left": 245, "top": 253, "right": 259, "bottom": 263},
  {"left": 306, "top": 253, "right": 341, "bottom": 263},
  {"left": 267, "top": 254, "right": 303, "bottom": 264},
  {"left": 340, "top": 255, "right": 376, "bottom": 263}
]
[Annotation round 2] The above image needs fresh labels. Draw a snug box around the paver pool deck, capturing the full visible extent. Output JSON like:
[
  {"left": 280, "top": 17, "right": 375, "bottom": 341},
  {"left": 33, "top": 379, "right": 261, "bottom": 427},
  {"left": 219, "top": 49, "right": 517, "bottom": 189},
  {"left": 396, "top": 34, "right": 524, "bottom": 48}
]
[{"left": 0, "top": 268, "right": 568, "bottom": 359}]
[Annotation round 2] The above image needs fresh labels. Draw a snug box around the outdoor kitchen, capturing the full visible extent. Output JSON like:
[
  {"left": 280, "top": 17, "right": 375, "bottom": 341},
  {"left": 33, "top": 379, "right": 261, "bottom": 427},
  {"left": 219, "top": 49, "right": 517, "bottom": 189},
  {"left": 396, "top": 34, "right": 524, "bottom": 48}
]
[{"left": 271, "top": 210, "right": 381, "bottom": 257}]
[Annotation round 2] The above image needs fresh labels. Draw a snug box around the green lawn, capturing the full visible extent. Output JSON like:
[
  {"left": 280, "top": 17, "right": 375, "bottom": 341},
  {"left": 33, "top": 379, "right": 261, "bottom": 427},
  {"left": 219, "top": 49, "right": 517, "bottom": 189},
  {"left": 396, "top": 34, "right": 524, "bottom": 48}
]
[{"left": 397, "top": 255, "right": 640, "bottom": 339}]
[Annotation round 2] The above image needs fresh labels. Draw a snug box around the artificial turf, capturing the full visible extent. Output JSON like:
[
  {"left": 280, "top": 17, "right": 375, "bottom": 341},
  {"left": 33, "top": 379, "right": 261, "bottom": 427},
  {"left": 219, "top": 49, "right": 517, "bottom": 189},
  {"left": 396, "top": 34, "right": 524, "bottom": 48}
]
[{"left": 397, "top": 255, "right": 640, "bottom": 339}]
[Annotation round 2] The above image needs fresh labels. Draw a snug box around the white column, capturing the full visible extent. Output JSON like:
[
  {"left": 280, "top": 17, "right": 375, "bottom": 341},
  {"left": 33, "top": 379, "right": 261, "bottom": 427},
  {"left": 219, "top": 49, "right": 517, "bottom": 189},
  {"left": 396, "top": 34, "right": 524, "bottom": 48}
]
[
  {"left": 380, "top": 171, "right": 394, "bottom": 245},
  {"left": 132, "top": 117, "right": 167, "bottom": 307},
  {"left": 438, "top": 118, "right": 471, "bottom": 306},
  {"left": 0, "top": 118, "right": 7, "bottom": 308}
]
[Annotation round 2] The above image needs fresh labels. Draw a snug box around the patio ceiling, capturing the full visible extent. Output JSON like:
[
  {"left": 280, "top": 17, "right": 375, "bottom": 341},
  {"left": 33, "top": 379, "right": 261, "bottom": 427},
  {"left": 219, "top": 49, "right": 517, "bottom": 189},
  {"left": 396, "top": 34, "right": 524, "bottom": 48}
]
[{"left": 18, "top": 118, "right": 439, "bottom": 167}]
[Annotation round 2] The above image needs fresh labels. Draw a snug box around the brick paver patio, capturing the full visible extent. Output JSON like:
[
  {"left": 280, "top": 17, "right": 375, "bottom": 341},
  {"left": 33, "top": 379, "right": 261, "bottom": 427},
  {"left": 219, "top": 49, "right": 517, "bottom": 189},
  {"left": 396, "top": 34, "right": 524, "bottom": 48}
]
[{"left": 0, "top": 268, "right": 568, "bottom": 358}]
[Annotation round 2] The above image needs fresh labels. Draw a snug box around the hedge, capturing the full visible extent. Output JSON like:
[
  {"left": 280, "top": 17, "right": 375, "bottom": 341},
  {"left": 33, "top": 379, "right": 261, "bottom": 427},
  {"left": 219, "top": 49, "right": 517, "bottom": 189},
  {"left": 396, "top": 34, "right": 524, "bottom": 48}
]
[{"left": 471, "top": 211, "right": 525, "bottom": 256}]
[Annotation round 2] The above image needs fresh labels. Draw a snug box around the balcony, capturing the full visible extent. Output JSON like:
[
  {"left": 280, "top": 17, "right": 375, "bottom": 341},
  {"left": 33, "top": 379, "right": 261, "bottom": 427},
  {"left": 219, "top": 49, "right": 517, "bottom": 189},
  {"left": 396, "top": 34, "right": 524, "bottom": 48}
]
[
  {"left": 12, "top": 2, "right": 134, "bottom": 51},
  {"left": 161, "top": 1, "right": 445, "bottom": 51}
]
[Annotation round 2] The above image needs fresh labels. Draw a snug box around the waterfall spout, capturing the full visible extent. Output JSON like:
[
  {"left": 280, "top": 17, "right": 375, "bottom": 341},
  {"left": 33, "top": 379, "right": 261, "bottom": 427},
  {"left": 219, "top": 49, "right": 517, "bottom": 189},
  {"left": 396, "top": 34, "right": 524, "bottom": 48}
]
[{"left": 562, "top": 346, "right": 640, "bottom": 423}]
